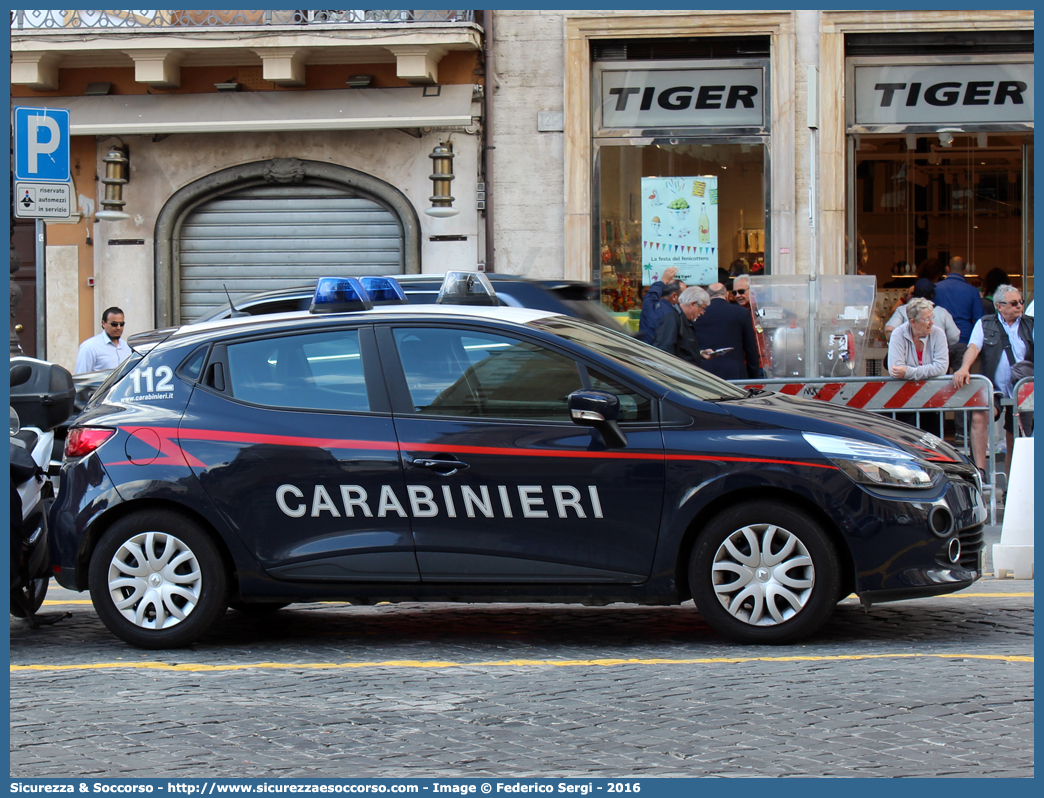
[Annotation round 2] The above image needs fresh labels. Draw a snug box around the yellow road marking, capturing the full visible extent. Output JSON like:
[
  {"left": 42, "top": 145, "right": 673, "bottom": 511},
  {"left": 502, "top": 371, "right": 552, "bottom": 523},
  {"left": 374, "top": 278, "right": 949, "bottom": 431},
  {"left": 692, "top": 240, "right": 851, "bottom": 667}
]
[
  {"left": 42, "top": 599, "right": 93, "bottom": 605},
  {"left": 10, "top": 653, "right": 1032, "bottom": 673},
  {"left": 841, "top": 592, "right": 1033, "bottom": 599},
  {"left": 43, "top": 592, "right": 1034, "bottom": 607}
]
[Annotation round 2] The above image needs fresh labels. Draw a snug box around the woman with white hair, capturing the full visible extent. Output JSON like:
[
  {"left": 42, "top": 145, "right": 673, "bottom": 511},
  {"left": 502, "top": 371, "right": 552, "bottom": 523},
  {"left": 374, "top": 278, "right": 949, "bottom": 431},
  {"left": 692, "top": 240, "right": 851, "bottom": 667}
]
[
  {"left": 888, "top": 297, "right": 949, "bottom": 380},
  {"left": 889, "top": 297, "right": 949, "bottom": 436}
]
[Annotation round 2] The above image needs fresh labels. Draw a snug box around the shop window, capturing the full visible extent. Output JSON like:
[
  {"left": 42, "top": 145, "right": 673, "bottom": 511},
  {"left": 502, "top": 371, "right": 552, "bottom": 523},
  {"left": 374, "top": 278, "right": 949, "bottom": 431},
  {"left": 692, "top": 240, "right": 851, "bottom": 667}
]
[
  {"left": 595, "top": 142, "right": 767, "bottom": 315},
  {"left": 852, "top": 133, "right": 1029, "bottom": 294}
]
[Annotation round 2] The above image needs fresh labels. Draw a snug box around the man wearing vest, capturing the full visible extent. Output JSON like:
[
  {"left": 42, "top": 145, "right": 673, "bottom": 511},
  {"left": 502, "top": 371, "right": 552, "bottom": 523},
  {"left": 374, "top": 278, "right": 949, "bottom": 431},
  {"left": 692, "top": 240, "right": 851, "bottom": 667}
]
[{"left": 952, "top": 284, "right": 1033, "bottom": 479}]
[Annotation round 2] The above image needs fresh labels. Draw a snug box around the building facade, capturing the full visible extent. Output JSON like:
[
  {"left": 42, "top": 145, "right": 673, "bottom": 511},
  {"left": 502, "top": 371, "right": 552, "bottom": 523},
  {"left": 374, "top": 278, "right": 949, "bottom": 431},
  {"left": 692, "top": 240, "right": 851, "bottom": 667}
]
[
  {"left": 11, "top": 10, "right": 486, "bottom": 366},
  {"left": 487, "top": 8, "right": 1033, "bottom": 326},
  {"left": 10, "top": 9, "right": 1034, "bottom": 371}
]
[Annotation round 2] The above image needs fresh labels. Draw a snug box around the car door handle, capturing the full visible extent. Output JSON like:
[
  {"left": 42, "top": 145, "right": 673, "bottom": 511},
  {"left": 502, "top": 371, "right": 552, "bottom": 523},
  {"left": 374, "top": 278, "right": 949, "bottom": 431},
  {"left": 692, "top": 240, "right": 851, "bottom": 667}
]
[{"left": 412, "top": 458, "right": 470, "bottom": 474}]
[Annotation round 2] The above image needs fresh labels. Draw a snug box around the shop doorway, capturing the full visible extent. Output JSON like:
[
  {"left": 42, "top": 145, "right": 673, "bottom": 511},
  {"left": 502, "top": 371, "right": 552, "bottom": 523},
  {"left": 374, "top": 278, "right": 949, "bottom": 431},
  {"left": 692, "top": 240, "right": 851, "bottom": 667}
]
[
  {"left": 155, "top": 158, "right": 422, "bottom": 328},
  {"left": 177, "top": 182, "right": 404, "bottom": 323},
  {"left": 11, "top": 219, "right": 38, "bottom": 357},
  {"left": 595, "top": 141, "right": 768, "bottom": 312}
]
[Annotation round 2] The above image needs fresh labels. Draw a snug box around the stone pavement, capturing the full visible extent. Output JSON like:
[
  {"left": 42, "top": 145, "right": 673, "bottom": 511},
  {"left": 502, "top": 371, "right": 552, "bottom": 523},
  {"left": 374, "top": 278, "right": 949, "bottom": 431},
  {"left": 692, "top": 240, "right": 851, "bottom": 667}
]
[{"left": 10, "top": 557, "right": 1033, "bottom": 779}]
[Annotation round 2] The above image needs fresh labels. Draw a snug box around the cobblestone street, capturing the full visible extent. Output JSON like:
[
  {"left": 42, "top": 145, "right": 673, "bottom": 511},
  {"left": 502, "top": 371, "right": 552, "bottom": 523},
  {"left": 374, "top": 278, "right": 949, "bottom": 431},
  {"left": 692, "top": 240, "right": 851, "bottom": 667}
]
[{"left": 10, "top": 570, "right": 1033, "bottom": 778}]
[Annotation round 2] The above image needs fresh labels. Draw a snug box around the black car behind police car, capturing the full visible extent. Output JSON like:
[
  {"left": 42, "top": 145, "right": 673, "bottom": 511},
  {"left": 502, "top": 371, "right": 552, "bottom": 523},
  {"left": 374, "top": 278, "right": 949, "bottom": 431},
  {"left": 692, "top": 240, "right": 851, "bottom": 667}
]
[{"left": 49, "top": 273, "right": 986, "bottom": 648}]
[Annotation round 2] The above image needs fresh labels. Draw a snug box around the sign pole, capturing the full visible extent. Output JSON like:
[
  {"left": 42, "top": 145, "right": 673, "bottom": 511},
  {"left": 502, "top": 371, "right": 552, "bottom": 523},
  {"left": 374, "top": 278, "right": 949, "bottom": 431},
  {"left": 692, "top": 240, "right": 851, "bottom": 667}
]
[
  {"left": 35, "top": 219, "right": 47, "bottom": 359},
  {"left": 14, "top": 106, "right": 71, "bottom": 360}
]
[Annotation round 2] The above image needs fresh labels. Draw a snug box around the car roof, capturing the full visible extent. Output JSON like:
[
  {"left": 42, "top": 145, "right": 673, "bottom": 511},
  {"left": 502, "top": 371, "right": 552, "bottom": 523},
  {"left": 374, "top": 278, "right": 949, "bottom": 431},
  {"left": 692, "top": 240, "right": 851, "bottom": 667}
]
[
  {"left": 162, "top": 303, "right": 559, "bottom": 346},
  {"left": 215, "top": 273, "right": 586, "bottom": 303}
]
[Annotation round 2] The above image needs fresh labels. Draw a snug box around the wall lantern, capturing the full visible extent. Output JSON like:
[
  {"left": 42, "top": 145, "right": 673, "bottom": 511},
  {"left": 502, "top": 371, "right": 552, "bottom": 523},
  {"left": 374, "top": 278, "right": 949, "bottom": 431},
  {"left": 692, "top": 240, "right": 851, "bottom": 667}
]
[
  {"left": 95, "top": 143, "right": 130, "bottom": 222},
  {"left": 425, "top": 141, "right": 459, "bottom": 218}
]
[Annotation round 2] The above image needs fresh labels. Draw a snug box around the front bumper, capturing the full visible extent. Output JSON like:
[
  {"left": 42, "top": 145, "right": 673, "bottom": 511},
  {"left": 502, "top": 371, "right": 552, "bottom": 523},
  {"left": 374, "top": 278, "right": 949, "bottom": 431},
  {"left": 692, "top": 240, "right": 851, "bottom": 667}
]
[{"left": 846, "top": 476, "right": 986, "bottom": 599}]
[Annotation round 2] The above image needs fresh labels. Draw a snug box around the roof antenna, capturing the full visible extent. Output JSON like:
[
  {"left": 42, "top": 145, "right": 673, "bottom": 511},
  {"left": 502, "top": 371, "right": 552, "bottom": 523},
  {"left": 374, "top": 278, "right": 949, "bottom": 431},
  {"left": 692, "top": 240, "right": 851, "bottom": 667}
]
[{"left": 224, "top": 284, "right": 249, "bottom": 318}]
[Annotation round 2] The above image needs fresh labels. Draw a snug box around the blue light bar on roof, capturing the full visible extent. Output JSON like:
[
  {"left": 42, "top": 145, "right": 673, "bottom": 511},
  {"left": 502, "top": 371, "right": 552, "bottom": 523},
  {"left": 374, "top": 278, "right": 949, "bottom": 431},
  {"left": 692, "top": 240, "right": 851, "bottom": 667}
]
[
  {"left": 360, "top": 275, "right": 408, "bottom": 305},
  {"left": 310, "top": 277, "right": 373, "bottom": 313}
]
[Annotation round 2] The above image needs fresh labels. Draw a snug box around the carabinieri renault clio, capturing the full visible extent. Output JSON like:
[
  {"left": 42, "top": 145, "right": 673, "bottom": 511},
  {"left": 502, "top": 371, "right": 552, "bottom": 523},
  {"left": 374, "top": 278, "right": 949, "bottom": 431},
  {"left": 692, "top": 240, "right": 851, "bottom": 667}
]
[{"left": 49, "top": 273, "right": 987, "bottom": 648}]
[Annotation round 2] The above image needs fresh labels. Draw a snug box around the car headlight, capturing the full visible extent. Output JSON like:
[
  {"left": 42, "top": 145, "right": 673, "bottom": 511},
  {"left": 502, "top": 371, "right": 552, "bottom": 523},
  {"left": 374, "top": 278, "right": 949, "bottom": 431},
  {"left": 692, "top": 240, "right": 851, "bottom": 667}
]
[{"left": 803, "top": 433, "right": 942, "bottom": 489}]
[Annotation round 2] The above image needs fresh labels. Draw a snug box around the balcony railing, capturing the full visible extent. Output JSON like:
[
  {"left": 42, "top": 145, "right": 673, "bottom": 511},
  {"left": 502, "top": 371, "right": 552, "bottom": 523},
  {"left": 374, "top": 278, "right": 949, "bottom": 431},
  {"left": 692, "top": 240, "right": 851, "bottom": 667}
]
[{"left": 11, "top": 10, "right": 474, "bottom": 30}]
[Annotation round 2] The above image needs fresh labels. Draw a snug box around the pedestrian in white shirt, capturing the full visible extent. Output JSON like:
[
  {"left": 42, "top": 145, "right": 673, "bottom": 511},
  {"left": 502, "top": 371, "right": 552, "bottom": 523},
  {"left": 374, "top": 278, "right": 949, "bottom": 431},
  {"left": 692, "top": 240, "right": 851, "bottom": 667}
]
[
  {"left": 75, "top": 306, "right": 132, "bottom": 374},
  {"left": 952, "top": 285, "right": 1033, "bottom": 477}
]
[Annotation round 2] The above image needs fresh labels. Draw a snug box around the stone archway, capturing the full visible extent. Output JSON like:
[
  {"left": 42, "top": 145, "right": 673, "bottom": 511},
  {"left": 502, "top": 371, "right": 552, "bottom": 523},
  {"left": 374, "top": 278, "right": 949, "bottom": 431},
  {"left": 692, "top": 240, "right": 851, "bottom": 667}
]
[{"left": 154, "top": 157, "right": 421, "bottom": 327}]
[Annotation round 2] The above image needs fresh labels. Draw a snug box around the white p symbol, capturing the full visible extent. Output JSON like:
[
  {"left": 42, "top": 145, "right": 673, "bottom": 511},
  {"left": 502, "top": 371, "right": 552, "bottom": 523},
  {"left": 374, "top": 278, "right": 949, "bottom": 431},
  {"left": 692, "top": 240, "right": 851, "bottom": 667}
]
[{"left": 27, "top": 115, "right": 61, "bottom": 174}]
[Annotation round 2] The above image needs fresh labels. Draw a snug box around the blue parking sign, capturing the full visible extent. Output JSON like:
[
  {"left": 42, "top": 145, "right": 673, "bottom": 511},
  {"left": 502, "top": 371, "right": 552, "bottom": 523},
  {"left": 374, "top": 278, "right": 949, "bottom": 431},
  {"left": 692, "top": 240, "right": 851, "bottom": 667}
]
[{"left": 14, "top": 106, "right": 70, "bottom": 182}]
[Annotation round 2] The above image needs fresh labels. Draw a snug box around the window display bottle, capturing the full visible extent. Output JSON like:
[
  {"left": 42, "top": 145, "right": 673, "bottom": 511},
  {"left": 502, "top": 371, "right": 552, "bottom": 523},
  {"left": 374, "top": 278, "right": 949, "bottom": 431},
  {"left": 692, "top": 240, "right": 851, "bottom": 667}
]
[{"left": 698, "top": 203, "right": 710, "bottom": 244}]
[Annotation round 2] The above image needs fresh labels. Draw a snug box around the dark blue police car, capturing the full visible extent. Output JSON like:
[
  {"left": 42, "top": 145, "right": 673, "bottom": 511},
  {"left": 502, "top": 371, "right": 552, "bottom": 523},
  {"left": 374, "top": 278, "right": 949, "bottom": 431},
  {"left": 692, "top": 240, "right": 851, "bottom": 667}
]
[{"left": 49, "top": 273, "right": 986, "bottom": 648}]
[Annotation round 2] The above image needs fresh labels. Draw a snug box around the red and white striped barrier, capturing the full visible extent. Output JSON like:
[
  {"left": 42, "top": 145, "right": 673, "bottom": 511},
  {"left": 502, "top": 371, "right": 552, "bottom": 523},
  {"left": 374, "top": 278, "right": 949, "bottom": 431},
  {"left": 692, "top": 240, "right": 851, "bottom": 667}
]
[
  {"left": 730, "top": 374, "right": 999, "bottom": 522},
  {"left": 736, "top": 376, "right": 992, "bottom": 412},
  {"left": 1014, "top": 377, "right": 1034, "bottom": 438},
  {"left": 1015, "top": 377, "right": 1034, "bottom": 414}
]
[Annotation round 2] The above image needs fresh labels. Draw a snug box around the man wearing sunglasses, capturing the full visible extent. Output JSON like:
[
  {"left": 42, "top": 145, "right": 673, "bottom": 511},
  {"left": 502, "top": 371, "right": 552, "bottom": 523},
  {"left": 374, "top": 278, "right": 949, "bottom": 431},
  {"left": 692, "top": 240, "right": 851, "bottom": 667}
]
[
  {"left": 75, "top": 306, "right": 132, "bottom": 374},
  {"left": 731, "top": 275, "right": 771, "bottom": 373},
  {"left": 731, "top": 275, "right": 751, "bottom": 308},
  {"left": 953, "top": 285, "right": 1033, "bottom": 477}
]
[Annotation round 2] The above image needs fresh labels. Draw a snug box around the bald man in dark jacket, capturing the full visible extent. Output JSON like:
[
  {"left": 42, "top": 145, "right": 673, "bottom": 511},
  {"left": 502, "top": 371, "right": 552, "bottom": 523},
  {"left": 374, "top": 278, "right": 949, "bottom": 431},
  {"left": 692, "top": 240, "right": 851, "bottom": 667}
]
[{"left": 692, "top": 283, "right": 763, "bottom": 379}]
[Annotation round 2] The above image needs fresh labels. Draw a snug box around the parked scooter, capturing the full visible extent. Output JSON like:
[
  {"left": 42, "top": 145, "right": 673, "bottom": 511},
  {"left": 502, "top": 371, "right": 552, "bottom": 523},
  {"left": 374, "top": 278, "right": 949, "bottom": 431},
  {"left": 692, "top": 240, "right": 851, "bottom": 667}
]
[{"left": 10, "top": 356, "right": 75, "bottom": 626}]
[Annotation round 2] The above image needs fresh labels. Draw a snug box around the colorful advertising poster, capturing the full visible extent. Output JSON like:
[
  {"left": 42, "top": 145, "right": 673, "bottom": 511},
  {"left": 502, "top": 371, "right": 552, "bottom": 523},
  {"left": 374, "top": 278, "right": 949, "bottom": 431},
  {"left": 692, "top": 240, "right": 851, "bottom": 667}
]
[{"left": 640, "top": 176, "right": 718, "bottom": 286}]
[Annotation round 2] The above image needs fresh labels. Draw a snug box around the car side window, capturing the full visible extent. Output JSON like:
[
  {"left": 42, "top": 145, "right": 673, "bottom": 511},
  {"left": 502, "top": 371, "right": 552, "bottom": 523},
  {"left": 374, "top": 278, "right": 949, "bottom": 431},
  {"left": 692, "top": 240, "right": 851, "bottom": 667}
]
[
  {"left": 586, "top": 367, "right": 652, "bottom": 422},
  {"left": 226, "top": 329, "right": 369, "bottom": 412},
  {"left": 393, "top": 327, "right": 582, "bottom": 420}
]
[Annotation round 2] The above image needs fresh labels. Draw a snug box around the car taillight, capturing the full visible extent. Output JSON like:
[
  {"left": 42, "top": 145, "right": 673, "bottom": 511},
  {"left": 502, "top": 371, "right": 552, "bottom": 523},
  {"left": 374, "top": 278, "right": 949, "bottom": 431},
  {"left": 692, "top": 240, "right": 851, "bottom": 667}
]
[{"left": 65, "top": 427, "right": 116, "bottom": 458}]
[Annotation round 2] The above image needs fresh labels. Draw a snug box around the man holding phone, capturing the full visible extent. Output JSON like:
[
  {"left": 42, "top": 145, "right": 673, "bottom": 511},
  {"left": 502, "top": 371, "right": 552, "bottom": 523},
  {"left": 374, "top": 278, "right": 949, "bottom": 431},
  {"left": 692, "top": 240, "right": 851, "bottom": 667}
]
[
  {"left": 693, "top": 283, "right": 763, "bottom": 379},
  {"left": 653, "top": 286, "right": 714, "bottom": 365}
]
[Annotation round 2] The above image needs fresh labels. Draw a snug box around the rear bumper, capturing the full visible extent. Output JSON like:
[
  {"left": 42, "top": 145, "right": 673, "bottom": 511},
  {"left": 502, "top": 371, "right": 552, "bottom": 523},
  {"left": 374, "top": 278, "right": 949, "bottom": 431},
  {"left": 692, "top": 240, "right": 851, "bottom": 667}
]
[{"left": 48, "top": 455, "right": 121, "bottom": 591}]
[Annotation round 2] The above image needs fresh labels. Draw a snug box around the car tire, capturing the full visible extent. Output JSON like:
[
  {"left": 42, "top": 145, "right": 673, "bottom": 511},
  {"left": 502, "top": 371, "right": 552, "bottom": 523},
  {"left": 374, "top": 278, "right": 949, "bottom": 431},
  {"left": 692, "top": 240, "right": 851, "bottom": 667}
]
[
  {"left": 89, "top": 510, "right": 228, "bottom": 649},
  {"left": 689, "top": 501, "right": 840, "bottom": 644},
  {"left": 9, "top": 577, "right": 49, "bottom": 618},
  {"left": 229, "top": 601, "right": 289, "bottom": 614}
]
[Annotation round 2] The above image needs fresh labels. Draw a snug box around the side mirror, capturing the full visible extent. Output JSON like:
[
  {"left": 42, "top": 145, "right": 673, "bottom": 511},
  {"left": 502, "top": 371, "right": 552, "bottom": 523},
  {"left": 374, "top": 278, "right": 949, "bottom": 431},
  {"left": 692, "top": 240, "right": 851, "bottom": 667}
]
[{"left": 567, "top": 389, "right": 628, "bottom": 449}]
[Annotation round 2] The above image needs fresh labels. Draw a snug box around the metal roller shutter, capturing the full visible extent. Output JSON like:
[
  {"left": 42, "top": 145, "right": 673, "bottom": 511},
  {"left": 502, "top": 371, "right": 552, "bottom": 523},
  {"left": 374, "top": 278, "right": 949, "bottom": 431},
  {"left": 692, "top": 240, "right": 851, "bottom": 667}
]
[{"left": 178, "top": 183, "right": 403, "bottom": 323}]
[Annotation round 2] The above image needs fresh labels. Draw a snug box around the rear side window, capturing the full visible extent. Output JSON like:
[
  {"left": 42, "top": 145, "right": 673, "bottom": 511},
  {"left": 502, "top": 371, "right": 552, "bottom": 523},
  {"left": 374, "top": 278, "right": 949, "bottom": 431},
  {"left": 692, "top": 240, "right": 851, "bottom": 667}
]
[
  {"left": 393, "top": 327, "right": 582, "bottom": 420},
  {"left": 226, "top": 330, "right": 369, "bottom": 412},
  {"left": 246, "top": 298, "right": 310, "bottom": 316}
]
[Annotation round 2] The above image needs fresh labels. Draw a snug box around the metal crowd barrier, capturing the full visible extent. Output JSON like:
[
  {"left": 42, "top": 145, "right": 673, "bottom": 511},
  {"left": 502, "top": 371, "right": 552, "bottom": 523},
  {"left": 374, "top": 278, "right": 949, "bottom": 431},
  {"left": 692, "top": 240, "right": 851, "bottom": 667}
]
[
  {"left": 1011, "top": 376, "right": 1034, "bottom": 437},
  {"left": 731, "top": 375, "right": 999, "bottom": 523}
]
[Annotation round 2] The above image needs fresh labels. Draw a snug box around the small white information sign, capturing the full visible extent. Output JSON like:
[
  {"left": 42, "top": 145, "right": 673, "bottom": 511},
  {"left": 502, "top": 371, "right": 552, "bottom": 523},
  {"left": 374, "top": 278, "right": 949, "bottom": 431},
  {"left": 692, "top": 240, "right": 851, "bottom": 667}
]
[{"left": 15, "top": 181, "right": 73, "bottom": 219}]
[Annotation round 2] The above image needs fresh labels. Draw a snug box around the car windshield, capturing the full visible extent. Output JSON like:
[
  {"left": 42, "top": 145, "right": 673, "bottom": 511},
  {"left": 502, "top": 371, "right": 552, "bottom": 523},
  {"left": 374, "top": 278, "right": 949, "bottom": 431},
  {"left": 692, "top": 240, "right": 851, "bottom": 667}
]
[
  {"left": 555, "top": 297, "right": 627, "bottom": 331},
  {"left": 530, "top": 316, "right": 748, "bottom": 402}
]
